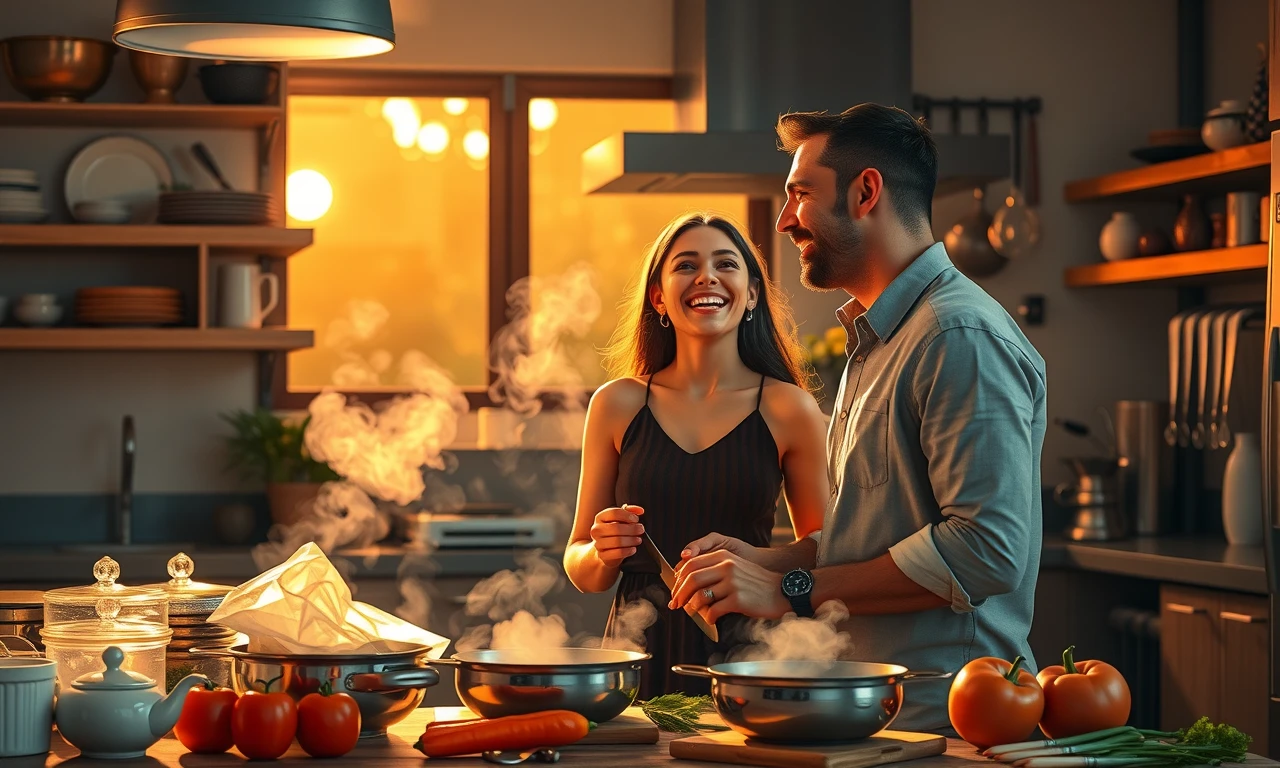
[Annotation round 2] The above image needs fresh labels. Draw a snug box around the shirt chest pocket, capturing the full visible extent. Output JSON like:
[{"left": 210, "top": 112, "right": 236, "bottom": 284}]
[{"left": 846, "top": 396, "right": 889, "bottom": 489}]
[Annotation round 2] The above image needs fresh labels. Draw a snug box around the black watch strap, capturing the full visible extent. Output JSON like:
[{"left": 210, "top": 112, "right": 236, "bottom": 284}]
[{"left": 789, "top": 589, "right": 814, "bottom": 618}]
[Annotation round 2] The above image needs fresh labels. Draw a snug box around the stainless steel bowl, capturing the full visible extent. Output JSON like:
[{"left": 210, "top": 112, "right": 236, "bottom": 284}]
[
  {"left": 673, "top": 660, "right": 951, "bottom": 743},
  {"left": 190, "top": 642, "right": 440, "bottom": 737},
  {"left": 0, "top": 36, "right": 116, "bottom": 102},
  {"left": 435, "top": 648, "right": 648, "bottom": 722}
]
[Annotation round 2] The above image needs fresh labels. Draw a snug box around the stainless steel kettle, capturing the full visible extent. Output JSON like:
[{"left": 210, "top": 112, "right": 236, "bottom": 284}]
[{"left": 1055, "top": 457, "right": 1126, "bottom": 541}]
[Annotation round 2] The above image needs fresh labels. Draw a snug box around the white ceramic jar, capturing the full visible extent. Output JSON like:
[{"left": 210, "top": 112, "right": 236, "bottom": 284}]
[
  {"left": 1202, "top": 100, "right": 1248, "bottom": 151},
  {"left": 1099, "top": 212, "right": 1142, "bottom": 261},
  {"left": 0, "top": 657, "right": 57, "bottom": 757}
]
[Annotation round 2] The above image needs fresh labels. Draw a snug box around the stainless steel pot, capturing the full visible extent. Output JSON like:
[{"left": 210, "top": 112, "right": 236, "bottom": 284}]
[
  {"left": 433, "top": 648, "right": 648, "bottom": 723},
  {"left": 672, "top": 660, "right": 951, "bottom": 743},
  {"left": 190, "top": 642, "right": 440, "bottom": 737}
]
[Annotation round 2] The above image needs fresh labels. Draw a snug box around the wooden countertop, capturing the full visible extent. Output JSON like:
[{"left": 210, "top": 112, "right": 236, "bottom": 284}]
[{"left": 26, "top": 709, "right": 1280, "bottom": 768}]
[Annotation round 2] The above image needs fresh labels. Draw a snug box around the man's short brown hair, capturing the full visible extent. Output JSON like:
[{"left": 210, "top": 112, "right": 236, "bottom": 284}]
[{"left": 777, "top": 103, "right": 938, "bottom": 233}]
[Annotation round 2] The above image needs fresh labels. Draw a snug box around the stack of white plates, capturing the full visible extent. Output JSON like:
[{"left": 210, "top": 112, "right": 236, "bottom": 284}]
[
  {"left": 0, "top": 170, "right": 47, "bottom": 223},
  {"left": 158, "top": 191, "right": 276, "bottom": 225}
]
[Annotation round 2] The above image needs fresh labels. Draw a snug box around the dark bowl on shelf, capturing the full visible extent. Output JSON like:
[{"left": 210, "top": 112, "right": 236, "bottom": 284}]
[{"left": 198, "top": 62, "right": 279, "bottom": 105}]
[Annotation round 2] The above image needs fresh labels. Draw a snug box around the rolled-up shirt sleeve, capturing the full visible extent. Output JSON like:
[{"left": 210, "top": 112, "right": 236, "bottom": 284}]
[{"left": 888, "top": 326, "right": 1042, "bottom": 613}]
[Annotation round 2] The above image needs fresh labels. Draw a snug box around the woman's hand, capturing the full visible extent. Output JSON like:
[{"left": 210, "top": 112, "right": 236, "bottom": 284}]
[
  {"left": 590, "top": 504, "right": 645, "bottom": 566},
  {"left": 680, "top": 532, "right": 762, "bottom": 564}
]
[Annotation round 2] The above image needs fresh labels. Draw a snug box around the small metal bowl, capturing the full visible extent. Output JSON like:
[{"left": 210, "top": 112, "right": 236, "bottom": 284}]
[
  {"left": 435, "top": 648, "right": 649, "bottom": 723},
  {"left": 0, "top": 36, "right": 116, "bottom": 102},
  {"left": 190, "top": 642, "right": 440, "bottom": 738},
  {"left": 673, "top": 660, "right": 951, "bottom": 743}
]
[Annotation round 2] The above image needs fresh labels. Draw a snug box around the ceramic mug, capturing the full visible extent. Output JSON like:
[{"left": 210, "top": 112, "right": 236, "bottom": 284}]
[{"left": 218, "top": 264, "right": 278, "bottom": 329}]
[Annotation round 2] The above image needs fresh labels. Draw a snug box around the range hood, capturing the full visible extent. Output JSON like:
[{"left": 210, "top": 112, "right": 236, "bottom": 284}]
[{"left": 583, "top": 0, "right": 1010, "bottom": 198}]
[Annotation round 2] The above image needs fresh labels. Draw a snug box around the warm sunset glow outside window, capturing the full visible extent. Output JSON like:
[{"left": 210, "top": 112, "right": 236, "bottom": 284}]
[
  {"left": 287, "top": 95, "right": 489, "bottom": 389},
  {"left": 529, "top": 99, "right": 748, "bottom": 387}
]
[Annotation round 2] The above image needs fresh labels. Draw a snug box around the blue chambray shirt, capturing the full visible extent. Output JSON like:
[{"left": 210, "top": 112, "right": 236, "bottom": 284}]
[{"left": 821, "top": 242, "right": 1047, "bottom": 733}]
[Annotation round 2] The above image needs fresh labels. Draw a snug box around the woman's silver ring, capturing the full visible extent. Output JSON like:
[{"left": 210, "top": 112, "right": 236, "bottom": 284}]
[{"left": 701, "top": 588, "right": 715, "bottom": 602}]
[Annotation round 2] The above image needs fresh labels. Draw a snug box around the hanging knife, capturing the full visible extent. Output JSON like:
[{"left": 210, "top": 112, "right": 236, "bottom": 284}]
[{"left": 641, "top": 532, "right": 719, "bottom": 643}]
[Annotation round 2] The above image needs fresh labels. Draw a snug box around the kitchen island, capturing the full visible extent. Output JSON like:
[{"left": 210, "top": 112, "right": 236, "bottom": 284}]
[{"left": 26, "top": 709, "right": 1280, "bottom": 768}]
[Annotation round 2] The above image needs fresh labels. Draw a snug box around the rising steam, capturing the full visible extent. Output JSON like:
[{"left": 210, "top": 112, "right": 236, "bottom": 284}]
[
  {"left": 488, "top": 262, "right": 601, "bottom": 416},
  {"left": 728, "top": 601, "right": 854, "bottom": 663}
]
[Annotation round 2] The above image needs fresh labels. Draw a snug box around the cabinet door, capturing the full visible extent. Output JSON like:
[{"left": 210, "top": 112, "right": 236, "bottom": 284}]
[
  {"left": 1219, "top": 593, "right": 1270, "bottom": 756},
  {"left": 1160, "top": 584, "right": 1222, "bottom": 731}
]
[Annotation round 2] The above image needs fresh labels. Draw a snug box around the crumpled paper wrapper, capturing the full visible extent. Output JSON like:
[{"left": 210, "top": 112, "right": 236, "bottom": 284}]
[{"left": 207, "top": 542, "right": 450, "bottom": 656}]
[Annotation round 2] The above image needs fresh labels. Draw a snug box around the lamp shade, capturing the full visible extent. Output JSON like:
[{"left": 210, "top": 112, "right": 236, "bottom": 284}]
[{"left": 113, "top": 0, "right": 394, "bottom": 61}]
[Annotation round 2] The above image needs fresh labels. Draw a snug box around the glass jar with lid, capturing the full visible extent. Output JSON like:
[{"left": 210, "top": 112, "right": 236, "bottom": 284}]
[
  {"left": 42, "top": 557, "right": 172, "bottom": 691},
  {"left": 145, "top": 553, "right": 238, "bottom": 689}
]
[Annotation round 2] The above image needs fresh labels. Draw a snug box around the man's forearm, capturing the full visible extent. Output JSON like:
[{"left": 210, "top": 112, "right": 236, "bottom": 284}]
[
  {"left": 811, "top": 552, "right": 948, "bottom": 615},
  {"left": 756, "top": 536, "right": 819, "bottom": 573}
]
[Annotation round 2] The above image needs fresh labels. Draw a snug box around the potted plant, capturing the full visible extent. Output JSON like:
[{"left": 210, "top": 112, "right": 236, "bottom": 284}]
[{"left": 221, "top": 408, "right": 341, "bottom": 526}]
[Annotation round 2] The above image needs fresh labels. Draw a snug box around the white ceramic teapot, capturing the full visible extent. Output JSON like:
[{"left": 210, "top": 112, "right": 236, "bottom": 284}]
[{"left": 55, "top": 646, "right": 209, "bottom": 759}]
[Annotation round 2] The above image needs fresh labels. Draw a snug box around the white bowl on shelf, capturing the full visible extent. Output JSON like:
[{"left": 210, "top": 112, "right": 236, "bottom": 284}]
[
  {"left": 13, "top": 301, "right": 62, "bottom": 327},
  {"left": 0, "top": 208, "right": 48, "bottom": 223}
]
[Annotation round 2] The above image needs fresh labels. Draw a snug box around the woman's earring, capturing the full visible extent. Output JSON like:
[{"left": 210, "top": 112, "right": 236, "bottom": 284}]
[
  {"left": 659, "top": 312, "right": 670, "bottom": 328},
  {"left": 746, "top": 307, "right": 754, "bottom": 322}
]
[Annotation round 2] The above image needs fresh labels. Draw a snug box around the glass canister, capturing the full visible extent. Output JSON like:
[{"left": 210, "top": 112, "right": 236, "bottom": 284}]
[
  {"left": 41, "top": 557, "right": 172, "bottom": 691},
  {"left": 145, "top": 553, "right": 238, "bottom": 690}
]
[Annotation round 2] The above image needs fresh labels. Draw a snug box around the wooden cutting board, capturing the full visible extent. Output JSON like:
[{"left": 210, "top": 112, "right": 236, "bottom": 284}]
[
  {"left": 425, "top": 706, "right": 659, "bottom": 745},
  {"left": 670, "top": 729, "right": 947, "bottom": 768}
]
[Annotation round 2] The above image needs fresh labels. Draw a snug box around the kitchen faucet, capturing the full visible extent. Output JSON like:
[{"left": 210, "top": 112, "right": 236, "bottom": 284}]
[{"left": 119, "top": 415, "right": 134, "bottom": 546}]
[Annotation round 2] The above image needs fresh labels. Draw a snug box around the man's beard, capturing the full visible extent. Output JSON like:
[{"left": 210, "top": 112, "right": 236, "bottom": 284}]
[{"left": 795, "top": 215, "right": 861, "bottom": 292}]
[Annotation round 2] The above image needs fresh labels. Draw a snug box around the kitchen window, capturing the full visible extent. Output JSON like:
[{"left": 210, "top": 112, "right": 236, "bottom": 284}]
[{"left": 274, "top": 72, "right": 748, "bottom": 408}]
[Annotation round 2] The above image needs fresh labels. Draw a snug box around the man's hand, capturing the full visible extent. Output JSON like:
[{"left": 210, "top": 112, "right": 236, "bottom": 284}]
[
  {"left": 679, "top": 531, "right": 765, "bottom": 565},
  {"left": 670, "top": 550, "right": 791, "bottom": 622}
]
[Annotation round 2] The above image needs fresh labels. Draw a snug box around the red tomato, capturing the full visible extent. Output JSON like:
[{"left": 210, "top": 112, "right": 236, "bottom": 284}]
[
  {"left": 231, "top": 678, "right": 298, "bottom": 761},
  {"left": 947, "top": 655, "right": 1045, "bottom": 749},
  {"left": 296, "top": 683, "right": 362, "bottom": 758},
  {"left": 174, "top": 683, "right": 238, "bottom": 754}
]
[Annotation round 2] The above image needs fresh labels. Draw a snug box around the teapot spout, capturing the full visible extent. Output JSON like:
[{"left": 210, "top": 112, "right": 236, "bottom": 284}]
[{"left": 150, "top": 674, "right": 211, "bottom": 737}]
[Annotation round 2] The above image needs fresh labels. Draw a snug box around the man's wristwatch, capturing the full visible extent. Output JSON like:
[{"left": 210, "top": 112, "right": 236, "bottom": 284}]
[{"left": 781, "top": 568, "right": 815, "bottom": 618}]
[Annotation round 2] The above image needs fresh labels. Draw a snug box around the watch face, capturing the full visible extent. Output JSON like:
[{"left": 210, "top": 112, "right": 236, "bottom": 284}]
[{"left": 781, "top": 569, "right": 813, "bottom": 598}]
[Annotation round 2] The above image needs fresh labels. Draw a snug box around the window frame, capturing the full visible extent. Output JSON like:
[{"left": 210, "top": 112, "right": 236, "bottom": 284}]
[{"left": 273, "top": 72, "right": 774, "bottom": 412}]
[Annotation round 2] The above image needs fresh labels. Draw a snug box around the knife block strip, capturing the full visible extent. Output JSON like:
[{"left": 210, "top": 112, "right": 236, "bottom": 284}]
[
  {"left": 669, "top": 729, "right": 947, "bottom": 768},
  {"left": 425, "top": 706, "right": 659, "bottom": 745}
]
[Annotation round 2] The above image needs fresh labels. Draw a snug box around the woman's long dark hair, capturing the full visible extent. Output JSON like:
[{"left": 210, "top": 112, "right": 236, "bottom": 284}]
[{"left": 603, "top": 211, "right": 812, "bottom": 391}]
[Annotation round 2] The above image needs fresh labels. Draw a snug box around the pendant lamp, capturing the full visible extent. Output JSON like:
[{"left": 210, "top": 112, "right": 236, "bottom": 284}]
[{"left": 113, "top": 0, "right": 395, "bottom": 61}]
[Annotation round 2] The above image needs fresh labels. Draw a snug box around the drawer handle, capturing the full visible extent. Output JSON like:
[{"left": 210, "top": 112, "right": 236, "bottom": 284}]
[
  {"left": 1220, "top": 611, "right": 1267, "bottom": 624},
  {"left": 1165, "top": 603, "right": 1204, "bottom": 615}
]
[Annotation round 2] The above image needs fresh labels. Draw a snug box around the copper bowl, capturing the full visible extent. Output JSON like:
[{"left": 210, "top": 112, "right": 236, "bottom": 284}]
[{"left": 1, "top": 36, "right": 116, "bottom": 102}]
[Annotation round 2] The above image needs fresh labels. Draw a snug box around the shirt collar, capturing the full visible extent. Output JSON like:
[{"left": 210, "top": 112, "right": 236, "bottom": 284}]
[{"left": 835, "top": 242, "right": 953, "bottom": 346}]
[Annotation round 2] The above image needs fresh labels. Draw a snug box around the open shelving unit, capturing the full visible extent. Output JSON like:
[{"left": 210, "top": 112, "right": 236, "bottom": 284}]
[
  {"left": 0, "top": 101, "right": 283, "bottom": 130},
  {"left": 1063, "top": 142, "right": 1270, "bottom": 288},
  {"left": 1063, "top": 244, "right": 1267, "bottom": 287},
  {"left": 1, "top": 83, "right": 307, "bottom": 406},
  {"left": 0, "top": 328, "right": 313, "bottom": 351},
  {"left": 0, "top": 224, "right": 312, "bottom": 257}
]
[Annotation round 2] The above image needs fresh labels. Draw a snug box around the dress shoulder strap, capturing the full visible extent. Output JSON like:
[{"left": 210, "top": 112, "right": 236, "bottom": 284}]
[
  {"left": 645, "top": 374, "right": 655, "bottom": 405},
  {"left": 756, "top": 375, "right": 766, "bottom": 410}
]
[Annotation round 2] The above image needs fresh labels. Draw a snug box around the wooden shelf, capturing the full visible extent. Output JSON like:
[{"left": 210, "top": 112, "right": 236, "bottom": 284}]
[
  {"left": 0, "top": 328, "right": 313, "bottom": 351},
  {"left": 0, "top": 101, "right": 283, "bottom": 129},
  {"left": 1063, "top": 244, "right": 1268, "bottom": 287},
  {"left": 0, "top": 225, "right": 312, "bottom": 256},
  {"left": 1064, "top": 142, "right": 1269, "bottom": 202}
]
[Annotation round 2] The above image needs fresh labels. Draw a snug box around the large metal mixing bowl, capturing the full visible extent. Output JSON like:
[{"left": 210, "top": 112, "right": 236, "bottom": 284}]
[
  {"left": 190, "top": 642, "right": 440, "bottom": 738},
  {"left": 434, "top": 648, "right": 649, "bottom": 722},
  {"left": 1, "top": 36, "right": 116, "bottom": 102},
  {"left": 673, "top": 660, "right": 951, "bottom": 743}
]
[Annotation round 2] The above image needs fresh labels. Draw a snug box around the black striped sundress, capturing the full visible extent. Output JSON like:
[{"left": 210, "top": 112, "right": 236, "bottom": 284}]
[{"left": 605, "top": 374, "right": 783, "bottom": 698}]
